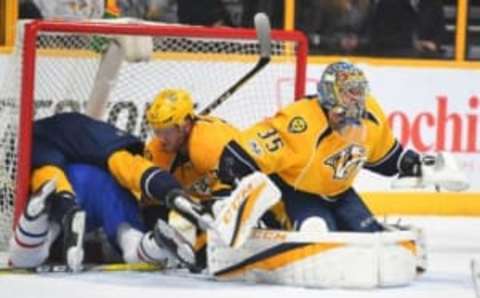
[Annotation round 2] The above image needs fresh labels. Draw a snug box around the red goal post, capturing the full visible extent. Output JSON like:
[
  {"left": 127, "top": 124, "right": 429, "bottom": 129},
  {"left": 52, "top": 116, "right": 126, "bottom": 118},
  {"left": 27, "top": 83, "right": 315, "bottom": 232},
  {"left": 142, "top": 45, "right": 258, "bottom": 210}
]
[{"left": 0, "top": 20, "right": 307, "bottom": 251}]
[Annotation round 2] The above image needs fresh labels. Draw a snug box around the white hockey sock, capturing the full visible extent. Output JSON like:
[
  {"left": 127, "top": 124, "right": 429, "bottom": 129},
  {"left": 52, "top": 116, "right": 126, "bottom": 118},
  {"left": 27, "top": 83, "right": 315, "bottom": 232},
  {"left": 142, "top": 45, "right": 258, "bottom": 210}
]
[
  {"left": 137, "top": 232, "right": 171, "bottom": 264},
  {"left": 9, "top": 217, "right": 60, "bottom": 268},
  {"left": 15, "top": 212, "right": 49, "bottom": 247},
  {"left": 117, "top": 223, "right": 169, "bottom": 264}
]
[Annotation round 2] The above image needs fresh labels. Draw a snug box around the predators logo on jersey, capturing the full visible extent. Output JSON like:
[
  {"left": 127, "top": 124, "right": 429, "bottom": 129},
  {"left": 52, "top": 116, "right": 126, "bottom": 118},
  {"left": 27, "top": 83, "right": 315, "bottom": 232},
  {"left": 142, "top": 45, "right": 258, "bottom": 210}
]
[
  {"left": 288, "top": 117, "right": 307, "bottom": 133},
  {"left": 324, "top": 144, "right": 367, "bottom": 180}
]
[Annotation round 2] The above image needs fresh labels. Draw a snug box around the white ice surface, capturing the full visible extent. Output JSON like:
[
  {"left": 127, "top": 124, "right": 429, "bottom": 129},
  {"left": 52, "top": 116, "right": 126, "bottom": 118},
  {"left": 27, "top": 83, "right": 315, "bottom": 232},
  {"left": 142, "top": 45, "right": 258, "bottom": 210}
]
[{"left": 1, "top": 216, "right": 479, "bottom": 298}]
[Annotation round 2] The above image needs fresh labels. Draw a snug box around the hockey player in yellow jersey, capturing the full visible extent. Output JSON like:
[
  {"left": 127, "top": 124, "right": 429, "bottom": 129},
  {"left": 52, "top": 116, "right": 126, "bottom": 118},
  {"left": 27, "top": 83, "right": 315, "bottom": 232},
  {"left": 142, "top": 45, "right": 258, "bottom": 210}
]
[
  {"left": 144, "top": 88, "right": 244, "bottom": 267},
  {"left": 216, "top": 61, "right": 429, "bottom": 233},
  {"left": 145, "top": 88, "right": 240, "bottom": 200}
]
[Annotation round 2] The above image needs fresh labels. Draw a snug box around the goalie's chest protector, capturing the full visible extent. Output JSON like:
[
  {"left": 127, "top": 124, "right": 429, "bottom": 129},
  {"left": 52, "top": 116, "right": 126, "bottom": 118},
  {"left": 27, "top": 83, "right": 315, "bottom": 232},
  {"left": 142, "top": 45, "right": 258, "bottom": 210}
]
[{"left": 241, "top": 99, "right": 389, "bottom": 197}]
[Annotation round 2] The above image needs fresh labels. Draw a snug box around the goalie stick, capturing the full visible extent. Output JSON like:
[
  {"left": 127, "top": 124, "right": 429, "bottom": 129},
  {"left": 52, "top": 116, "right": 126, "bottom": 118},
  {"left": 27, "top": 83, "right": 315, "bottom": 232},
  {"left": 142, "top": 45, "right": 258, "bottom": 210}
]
[{"left": 199, "top": 12, "right": 272, "bottom": 115}]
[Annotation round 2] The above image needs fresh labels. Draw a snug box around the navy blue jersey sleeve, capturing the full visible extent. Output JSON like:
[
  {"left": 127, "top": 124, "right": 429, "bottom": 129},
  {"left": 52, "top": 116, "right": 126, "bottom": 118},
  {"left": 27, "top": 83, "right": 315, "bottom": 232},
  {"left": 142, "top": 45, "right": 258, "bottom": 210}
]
[{"left": 32, "top": 112, "right": 144, "bottom": 170}]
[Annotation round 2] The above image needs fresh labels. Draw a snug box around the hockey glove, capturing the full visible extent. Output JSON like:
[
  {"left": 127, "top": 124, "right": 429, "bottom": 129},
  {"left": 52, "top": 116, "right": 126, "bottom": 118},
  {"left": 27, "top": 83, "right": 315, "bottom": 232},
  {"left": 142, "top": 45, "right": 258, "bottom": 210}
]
[{"left": 391, "top": 150, "right": 469, "bottom": 192}]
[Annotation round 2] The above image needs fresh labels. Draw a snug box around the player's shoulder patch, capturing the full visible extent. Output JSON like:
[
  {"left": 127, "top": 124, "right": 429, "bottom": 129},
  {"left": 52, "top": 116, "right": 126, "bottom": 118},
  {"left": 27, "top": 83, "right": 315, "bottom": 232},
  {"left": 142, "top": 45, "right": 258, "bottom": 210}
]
[{"left": 288, "top": 116, "right": 307, "bottom": 133}]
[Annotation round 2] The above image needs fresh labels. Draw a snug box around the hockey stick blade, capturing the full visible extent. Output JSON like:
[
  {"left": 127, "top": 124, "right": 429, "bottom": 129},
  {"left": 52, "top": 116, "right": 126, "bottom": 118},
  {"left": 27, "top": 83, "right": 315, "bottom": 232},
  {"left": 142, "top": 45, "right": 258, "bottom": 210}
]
[
  {"left": 254, "top": 13, "right": 272, "bottom": 59},
  {"left": 0, "top": 262, "right": 164, "bottom": 275},
  {"left": 199, "top": 12, "right": 272, "bottom": 115}
]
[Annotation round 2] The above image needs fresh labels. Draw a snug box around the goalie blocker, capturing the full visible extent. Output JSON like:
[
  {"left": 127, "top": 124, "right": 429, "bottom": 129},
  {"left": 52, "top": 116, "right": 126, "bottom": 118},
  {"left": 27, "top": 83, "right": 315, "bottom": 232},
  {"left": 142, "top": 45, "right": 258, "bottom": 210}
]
[{"left": 207, "top": 228, "right": 419, "bottom": 288}]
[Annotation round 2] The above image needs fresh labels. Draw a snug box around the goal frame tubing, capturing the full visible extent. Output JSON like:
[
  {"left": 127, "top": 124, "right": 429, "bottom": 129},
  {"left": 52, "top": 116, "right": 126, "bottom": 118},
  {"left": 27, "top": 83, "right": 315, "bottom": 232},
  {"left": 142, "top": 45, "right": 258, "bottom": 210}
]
[{"left": 14, "top": 20, "right": 308, "bottom": 226}]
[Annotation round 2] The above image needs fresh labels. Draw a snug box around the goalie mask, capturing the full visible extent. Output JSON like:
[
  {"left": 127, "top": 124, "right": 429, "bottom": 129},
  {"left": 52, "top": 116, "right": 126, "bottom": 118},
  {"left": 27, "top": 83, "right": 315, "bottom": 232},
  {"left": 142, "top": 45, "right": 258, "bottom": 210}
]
[{"left": 317, "top": 61, "right": 368, "bottom": 143}]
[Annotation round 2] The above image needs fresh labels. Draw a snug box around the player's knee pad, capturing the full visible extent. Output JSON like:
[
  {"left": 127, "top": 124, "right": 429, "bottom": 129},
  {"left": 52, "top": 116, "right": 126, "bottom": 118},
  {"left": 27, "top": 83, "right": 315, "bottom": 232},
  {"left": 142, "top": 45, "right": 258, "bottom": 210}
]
[{"left": 299, "top": 217, "right": 328, "bottom": 233}]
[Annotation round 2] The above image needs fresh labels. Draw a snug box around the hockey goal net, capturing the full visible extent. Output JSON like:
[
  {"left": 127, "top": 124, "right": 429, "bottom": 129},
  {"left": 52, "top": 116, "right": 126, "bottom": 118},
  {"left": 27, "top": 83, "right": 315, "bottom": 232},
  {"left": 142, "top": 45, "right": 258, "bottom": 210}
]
[{"left": 0, "top": 20, "right": 307, "bottom": 254}]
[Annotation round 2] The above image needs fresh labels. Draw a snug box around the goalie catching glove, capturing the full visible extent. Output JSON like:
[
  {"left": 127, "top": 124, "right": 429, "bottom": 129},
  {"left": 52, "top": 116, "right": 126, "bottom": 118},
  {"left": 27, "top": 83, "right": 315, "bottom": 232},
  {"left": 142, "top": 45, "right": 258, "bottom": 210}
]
[
  {"left": 391, "top": 149, "right": 469, "bottom": 192},
  {"left": 166, "top": 172, "right": 281, "bottom": 249}
]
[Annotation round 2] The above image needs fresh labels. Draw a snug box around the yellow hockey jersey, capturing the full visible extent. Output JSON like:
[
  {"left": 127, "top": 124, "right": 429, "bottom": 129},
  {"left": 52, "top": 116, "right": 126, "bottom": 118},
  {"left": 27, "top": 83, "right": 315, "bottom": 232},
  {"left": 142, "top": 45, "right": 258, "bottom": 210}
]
[
  {"left": 145, "top": 115, "right": 240, "bottom": 199},
  {"left": 233, "top": 96, "right": 397, "bottom": 197}
]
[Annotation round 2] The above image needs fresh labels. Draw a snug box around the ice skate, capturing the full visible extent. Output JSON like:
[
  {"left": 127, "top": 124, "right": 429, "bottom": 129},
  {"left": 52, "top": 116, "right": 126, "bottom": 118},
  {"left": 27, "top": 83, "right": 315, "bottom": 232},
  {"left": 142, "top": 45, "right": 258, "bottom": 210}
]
[{"left": 153, "top": 218, "right": 197, "bottom": 271}]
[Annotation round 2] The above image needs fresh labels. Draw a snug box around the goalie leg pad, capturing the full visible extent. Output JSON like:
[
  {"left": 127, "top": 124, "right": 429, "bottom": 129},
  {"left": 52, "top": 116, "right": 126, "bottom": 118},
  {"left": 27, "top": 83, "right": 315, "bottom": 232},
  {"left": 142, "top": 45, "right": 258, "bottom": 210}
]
[
  {"left": 208, "top": 229, "right": 417, "bottom": 288},
  {"left": 383, "top": 222, "right": 428, "bottom": 274}
]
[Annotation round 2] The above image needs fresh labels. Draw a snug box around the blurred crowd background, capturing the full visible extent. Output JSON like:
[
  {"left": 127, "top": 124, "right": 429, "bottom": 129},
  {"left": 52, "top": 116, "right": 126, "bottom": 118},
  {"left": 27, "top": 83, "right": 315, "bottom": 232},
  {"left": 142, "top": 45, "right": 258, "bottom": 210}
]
[{"left": 16, "top": 0, "right": 480, "bottom": 60}]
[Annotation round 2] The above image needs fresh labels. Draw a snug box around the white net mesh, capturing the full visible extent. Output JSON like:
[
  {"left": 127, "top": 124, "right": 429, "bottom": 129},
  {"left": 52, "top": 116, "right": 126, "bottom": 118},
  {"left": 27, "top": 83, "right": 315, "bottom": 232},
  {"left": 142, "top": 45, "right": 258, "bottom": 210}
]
[{"left": 0, "top": 20, "right": 306, "bottom": 251}]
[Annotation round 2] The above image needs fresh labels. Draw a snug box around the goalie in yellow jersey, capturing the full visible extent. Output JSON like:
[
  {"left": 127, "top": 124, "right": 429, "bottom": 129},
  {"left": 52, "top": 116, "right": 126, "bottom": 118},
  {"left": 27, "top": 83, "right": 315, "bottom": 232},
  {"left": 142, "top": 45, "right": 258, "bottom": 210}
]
[{"left": 216, "top": 61, "right": 452, "bottom": 234}]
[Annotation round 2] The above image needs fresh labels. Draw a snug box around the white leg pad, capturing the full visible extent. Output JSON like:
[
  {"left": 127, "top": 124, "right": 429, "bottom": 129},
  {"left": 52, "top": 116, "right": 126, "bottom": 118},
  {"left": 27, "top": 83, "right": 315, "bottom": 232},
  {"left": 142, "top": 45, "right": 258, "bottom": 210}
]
[
  {"left": 208, "top": 229, "right": 417, "bottom": 288},
  {"left": 383, "top": 223, "right": 428, "bottom": 273}
]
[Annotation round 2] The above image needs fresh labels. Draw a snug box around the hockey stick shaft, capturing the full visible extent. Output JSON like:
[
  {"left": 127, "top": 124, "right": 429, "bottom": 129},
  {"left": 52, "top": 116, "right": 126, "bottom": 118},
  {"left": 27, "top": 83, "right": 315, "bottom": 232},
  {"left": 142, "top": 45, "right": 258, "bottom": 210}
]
[
  {"left": 199, "top": 57, "right": 270, "bottom": 115},
  {"left": 86, "top": 40, "right": 125, "bottom": 120},
  {"left": 0, "top": 262, "right": 163, "bottom": 275},
  {"left": 199, "top": 13, "right": 272, "bottom": 115}
]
